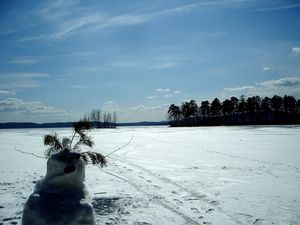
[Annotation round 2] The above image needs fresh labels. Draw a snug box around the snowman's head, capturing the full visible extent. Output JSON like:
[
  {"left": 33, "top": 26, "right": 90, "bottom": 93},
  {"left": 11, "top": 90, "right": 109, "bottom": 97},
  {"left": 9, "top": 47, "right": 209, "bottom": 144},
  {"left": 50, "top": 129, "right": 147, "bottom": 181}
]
[{"left": 44, "top": 149, "right": 85, "bottom": 190}]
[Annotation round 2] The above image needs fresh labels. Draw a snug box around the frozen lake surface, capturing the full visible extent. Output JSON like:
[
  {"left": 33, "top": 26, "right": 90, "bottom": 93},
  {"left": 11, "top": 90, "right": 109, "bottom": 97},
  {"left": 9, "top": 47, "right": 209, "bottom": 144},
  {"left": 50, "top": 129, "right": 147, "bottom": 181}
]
[{"left": 0, "top": 126, "right": 300, "bottom": 225}]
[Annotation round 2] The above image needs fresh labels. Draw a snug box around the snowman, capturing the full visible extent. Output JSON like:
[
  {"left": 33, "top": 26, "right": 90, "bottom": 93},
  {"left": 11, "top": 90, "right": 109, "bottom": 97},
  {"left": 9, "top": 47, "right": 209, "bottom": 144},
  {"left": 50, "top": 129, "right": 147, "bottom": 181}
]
[
  {"left": 22, "top": 147, "right": 95, "bottom": 224},
  {"left": 22, "top": 120, "right": 107, "bottom": 225}
]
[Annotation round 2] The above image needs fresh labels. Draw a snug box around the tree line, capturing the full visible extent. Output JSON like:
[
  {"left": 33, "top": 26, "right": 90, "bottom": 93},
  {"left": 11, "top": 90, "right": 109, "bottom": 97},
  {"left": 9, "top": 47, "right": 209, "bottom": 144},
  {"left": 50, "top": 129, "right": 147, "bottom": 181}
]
[
  {"left": 168, "top": 95, "right": 300, "bottom": 127},
  {"left": 84, "top": 109, "right": 117, "bottom": 128}
]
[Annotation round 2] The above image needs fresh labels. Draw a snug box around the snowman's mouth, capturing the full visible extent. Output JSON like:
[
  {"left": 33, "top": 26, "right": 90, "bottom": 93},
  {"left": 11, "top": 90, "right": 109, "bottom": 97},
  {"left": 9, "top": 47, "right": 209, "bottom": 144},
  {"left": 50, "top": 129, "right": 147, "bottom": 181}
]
[{"left": 64, "top": 165, "right": 76, "bottom": 174}]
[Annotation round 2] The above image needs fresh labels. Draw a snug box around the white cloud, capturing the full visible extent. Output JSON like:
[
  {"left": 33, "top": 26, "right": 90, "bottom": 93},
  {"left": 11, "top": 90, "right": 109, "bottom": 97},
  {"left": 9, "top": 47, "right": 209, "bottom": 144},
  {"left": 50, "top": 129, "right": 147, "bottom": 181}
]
[
  {"left": 5, "top": 59, "right": 39, "bottom": 65},
  {"left": 0, "top": 90, "right": 15, "bottom": 96},
  {"left": 147, "top": 95, "right": 157, "bottom": 100},
  {"left": 0, "top": 72, "right": 48, "bottom": 89},
  {"left": 127, "top": 104, "right": 170, "bottom": 112},
  {"left": 0, "top": 72, "right": 48, "bottom": 79},
  {"left": 102, "top": 101, "right": 121, "bottom": 112},
  {"left": 149, "top": 88, "right": 180, "bottom": 99},
  {"left": 222, "top": 76, "right": 300, "bottom": 98},
  {"left": 100, "top": 101, "right": 170, "bottom": 122},
  {"left": 101, "top": 14, "right": 150, "bottom": 28},
  {"left": 108, "top": 61, "right": 142, "bottom": 68},
  {"left": 18, "top": 3, "right": 150, "bottom": 41},
  {"left": 108, "top": 60, "right": 180, "bottom": 70},
  {"left": 224, "top": 86, "right": 256, "bottom": 92},
  {"left": 292, "top": 47, "right": 300, "bottom": 54},
  {"left": 257, "top": 3, "right": 300, "bottom": 12},
  {"left": 259, "top": 76, "right": 300, "bottom": 87},
  {"left": 262, "top": 65, "right": 270, "bottom": 71},
  {"left": 150, "top": 62, "right": 178, "bottom": 69},
  {"left": 158, "top": 0, "right": 253, "bottom": 15},
  {"left": 156, "top": 88, "right": 170, "bottom": 92},
  {"left": 36, "top": 0, "right": 77, "bottom": 21},
  {"left": 14, "top": 0, "right": 298, "bottom": 43},
  {"left": 18, "top": 1, "right": 245, "bottom": 42},
  {"left": 49, "top": 14, "right": 105, "bottom": 40},
  {"left": 0, "top": 98, "right": 70, "bottom": 122}
]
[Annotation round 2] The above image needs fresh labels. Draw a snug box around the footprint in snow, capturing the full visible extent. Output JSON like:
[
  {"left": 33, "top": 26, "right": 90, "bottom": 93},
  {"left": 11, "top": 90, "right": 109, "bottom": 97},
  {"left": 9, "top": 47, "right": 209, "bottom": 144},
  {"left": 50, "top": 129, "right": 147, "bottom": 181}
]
[
  {"left": 133, "top": 222, "right": 152, "bottom": 225},
  {"left": 185, "top": 196, "right": 201, "bottom": 201},
  {"left": 205, "top": 208, "right": 214, "bottom": 213},
  {"left": 173, "top": 199, "right": 183, "bottom": 205},
  {"left": 152, "top": 185, "right": 161, "bottom": 190},
  {"left": 253, "top": 218, "right": 264, "bottom": 225},
  {"left": 203, "top": 221, "right": 212, "bottom": 225},
  {"left": 210, "top": 200, "right": 219, "bottom": 206},
  {"left": 191, "top": 207, "right": 200, "bottom": 214}
]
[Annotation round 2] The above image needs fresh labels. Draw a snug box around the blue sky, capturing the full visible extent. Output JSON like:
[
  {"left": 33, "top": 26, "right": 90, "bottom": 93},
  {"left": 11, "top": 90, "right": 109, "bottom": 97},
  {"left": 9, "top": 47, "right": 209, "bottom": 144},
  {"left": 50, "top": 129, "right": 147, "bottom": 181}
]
[{"left": 0, "top": 0, "right": 300, "bottom": 123}]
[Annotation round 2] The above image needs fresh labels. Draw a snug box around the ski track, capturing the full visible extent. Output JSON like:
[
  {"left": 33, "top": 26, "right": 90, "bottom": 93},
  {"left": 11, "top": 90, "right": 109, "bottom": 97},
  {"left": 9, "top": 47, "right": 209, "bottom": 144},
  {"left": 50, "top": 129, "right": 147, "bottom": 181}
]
[{"left": 105, "top": 156, "right": 244, "bottom": 225}]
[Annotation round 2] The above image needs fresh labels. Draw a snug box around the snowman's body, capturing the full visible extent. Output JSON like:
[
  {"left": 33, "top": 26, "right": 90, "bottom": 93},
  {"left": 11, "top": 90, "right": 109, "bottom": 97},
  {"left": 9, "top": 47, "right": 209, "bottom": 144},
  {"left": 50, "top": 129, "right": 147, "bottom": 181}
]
[{"left": 22, "top": 149, "right": 95, "bottom": 225}]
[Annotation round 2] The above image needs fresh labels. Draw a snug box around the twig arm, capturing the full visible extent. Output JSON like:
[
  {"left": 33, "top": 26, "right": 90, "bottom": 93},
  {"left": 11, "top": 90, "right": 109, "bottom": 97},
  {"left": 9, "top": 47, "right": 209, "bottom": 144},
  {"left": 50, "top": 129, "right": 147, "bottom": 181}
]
[
  {"left": 105, "top": 135, "right": 134, "bottom": 158},
  {"left": 14, "top": 148, "right": 46, "bottom": 159}
]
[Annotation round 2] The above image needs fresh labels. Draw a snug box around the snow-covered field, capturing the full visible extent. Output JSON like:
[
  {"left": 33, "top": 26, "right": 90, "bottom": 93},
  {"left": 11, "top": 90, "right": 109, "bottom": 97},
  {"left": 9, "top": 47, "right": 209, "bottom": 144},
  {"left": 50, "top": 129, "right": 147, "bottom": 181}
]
[{"left": 0, "top": 126, "right": 300, "bottom": 225}]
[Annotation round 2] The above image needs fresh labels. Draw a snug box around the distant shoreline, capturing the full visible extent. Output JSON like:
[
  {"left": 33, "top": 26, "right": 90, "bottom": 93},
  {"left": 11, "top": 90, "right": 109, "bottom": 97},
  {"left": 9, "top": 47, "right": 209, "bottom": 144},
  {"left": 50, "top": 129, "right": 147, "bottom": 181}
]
[
  {"left": 1, "top": 121, "right": 300, "bottom": 129},
  {"left": 0, "top": 121, "right": 170, "bottom": 129}
]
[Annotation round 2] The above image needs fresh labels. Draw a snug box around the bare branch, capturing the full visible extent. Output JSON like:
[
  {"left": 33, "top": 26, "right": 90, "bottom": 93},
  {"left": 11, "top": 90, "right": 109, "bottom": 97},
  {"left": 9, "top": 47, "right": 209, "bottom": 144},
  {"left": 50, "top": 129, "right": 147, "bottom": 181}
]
[
  {"left": 105, "top": 136, "right": 134, "bottom": 158},
  {"left": 15, "top": 148, "right": 46, "bottom": 159}
]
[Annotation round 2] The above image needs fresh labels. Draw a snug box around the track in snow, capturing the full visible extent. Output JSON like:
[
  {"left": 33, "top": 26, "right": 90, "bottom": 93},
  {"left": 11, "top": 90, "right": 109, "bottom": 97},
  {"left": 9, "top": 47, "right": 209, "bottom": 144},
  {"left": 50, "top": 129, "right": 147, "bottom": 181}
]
[{"left": 101, "top": 156, "right": 244, "bottom": 225}]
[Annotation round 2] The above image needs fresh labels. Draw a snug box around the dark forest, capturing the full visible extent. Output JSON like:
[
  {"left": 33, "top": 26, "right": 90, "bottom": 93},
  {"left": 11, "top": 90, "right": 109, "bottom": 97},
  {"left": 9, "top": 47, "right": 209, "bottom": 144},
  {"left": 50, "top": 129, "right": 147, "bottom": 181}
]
[{"left": 168, "top": 95, "right": 300, "bottom": 127}]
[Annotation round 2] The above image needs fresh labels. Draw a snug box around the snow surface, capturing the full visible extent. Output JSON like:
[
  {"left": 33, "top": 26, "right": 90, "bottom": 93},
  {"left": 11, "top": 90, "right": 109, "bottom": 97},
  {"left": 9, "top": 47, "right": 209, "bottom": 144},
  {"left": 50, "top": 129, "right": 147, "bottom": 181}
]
[{"left": 0, "top": 126, "right": 300, "bottom": 225}]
